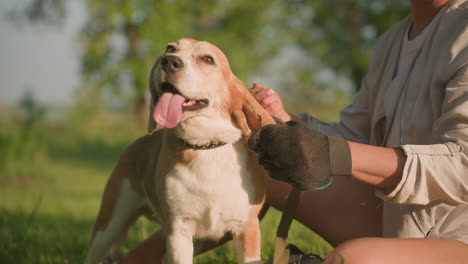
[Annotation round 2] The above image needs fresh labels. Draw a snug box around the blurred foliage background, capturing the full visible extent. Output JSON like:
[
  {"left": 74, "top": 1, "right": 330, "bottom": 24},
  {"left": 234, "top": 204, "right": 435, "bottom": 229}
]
[{"left": 0, "top": 0, "right": 409, "bottom": 263}]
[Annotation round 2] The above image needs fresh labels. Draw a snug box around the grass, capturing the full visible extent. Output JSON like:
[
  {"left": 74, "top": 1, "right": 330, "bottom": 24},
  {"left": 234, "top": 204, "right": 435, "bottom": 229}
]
[{"left": 0, "top": 112, "right": 333, "bottom": 263}]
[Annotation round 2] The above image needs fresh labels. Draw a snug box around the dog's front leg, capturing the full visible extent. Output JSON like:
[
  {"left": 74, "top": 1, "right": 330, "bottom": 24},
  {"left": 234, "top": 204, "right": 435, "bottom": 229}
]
[
  {"left": 166, "top": 222, "right": 194, "bottom": 264},
  {"left": 233, "top": 218, "right": 261, "bottom": 264}
]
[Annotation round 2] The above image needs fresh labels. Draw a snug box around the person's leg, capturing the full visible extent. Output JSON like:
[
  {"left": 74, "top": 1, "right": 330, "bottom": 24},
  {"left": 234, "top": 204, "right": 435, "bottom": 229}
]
[
  {"left": 323, "top": 237, "right": 468, "bottom": 264},
  {"left": 122, "top": 231, "right": 166, "bottom": 264},
  {"left": 266, "top": 176, "right": 383, "bottom": 246}
]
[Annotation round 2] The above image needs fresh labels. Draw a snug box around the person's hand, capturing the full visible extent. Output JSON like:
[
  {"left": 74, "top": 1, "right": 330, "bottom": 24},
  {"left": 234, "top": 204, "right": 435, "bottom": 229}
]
[
  {"left": 251, "top": 83, "right": 291, "bottom": 122},
  {"left": 248, "top": 121, "right": 352, "bottom": 190}
]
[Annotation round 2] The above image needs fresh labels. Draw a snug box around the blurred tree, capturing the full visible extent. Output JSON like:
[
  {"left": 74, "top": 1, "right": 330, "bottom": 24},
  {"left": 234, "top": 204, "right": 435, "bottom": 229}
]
[
  {"left": 26, "top": 0, "right": 65, "bottom": 25},
  {"left": 270, "top": 0, "right": 409, "bottom": 90},
  {"left": 81, "top": 0, "right": 272, "bottom": 118},
  {"left": 18, "top": 89, "right": 46, "bottom": 127},
  {"left": 6, "top": 0, "right": 66, "bottom": 27},
  {"left": 13, "top": 0, "right": 410, "bottom": 117}
]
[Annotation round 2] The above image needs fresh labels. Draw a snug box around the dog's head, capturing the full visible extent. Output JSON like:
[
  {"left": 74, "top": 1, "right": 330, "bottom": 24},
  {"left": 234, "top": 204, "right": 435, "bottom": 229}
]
[{"left": 148, "top": 38, "right": 274, "bottom": 146}]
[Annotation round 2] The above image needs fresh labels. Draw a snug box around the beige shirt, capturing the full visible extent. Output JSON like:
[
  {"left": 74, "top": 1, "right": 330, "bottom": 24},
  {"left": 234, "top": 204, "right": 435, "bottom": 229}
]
[
  {"left": 299, "top": 0, "right": 468, "bottom": 242},
  {"left": 386, "top": 16, "right": 430, "bottom": 147}
]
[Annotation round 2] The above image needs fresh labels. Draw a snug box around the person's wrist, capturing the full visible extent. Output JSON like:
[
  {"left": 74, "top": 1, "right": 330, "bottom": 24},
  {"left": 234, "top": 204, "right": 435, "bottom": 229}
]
[
  {"left": 311, "top": 176, "right": 334, "bottom": 190},
  {"left": 327, "top": 134, "right": 352, "bottom": 177}
]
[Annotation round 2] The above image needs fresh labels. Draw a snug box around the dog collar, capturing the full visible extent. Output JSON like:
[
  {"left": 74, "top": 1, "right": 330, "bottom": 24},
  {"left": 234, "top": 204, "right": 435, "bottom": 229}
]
[{"left": 178, "top": 138, "right": 227, "bottom": 150}]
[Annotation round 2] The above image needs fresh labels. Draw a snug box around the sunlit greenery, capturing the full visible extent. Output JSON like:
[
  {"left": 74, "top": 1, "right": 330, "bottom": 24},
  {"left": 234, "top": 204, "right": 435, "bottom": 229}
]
[
  {"left": 1, "top": 0, "right": 411, "bottom": 263},
  {"left": 0, "top": 110, "right": 333, "bottom": 263},
  {"left": 79, "top": 0, "right": 408, "bottom": 115}
]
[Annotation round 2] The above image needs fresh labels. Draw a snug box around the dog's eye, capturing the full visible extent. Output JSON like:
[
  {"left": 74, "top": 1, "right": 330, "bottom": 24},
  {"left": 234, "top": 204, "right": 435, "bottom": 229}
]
[
  {"left": 165, "top": 45, "right": 176, "bottom": 53},
  {"left": 201, "top": 55, "right": 215, "bottom": 65}
]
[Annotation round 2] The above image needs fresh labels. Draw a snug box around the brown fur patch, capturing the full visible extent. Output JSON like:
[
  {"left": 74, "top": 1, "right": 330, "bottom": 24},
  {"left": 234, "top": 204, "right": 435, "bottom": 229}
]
[
  {"left": 181, "top": 149, "right": 198, "bottom": 164},
  {"left": 228, "top": 75, "right": 275, "bottom": 138},
  {"left": 147, "top": 56, "right": 163, "bottom": 133}
]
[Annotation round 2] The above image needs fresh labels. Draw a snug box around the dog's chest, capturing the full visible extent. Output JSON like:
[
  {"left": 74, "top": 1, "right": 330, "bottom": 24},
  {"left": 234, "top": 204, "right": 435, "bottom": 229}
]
[{"left": 162, "top": 142, "right": 256, "bottom": 238}]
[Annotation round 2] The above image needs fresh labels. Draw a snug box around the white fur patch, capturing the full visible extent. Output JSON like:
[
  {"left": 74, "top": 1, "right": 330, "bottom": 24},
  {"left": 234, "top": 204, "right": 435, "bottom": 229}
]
[
  {"left": 166, "top": 222, "right": 195, "bottom": 264},
  {"left": 157, "top": 141, "right": 255, "bottom": 239},
  {"left": 85, "top": 179, "right": 144, "bottom": 264},
  {"left": 174, "top": 113, "right": 242, "bottom": 146}
]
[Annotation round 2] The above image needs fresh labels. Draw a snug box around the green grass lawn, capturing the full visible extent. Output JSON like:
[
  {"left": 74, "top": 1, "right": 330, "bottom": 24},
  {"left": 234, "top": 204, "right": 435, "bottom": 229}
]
[{"left": 0, "top": 119, "right": 333, "bottom": 263}]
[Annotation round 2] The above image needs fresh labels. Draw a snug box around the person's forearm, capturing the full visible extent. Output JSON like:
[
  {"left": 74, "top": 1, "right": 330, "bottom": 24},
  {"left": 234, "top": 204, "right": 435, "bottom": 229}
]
[{"left": 348, "top": 141, "right": 406, "bottom": 192}]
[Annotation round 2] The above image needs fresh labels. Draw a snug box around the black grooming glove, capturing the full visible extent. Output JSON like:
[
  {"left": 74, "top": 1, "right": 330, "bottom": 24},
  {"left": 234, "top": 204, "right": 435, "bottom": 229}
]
[{"left": 248, "top": 121, "right": 351, "bottom": 190}]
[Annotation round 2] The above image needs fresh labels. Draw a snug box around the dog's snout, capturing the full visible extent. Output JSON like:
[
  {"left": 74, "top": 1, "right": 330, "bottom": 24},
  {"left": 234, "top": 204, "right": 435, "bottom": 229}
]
[{"left": 161, "top": 55, "right": 184, "bottom": 72}]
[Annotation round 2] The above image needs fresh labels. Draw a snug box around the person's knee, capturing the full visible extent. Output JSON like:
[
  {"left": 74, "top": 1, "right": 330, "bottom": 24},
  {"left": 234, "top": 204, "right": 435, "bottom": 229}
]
[{"left": 324, "top": 238, "right": 379, "bottom": 264}]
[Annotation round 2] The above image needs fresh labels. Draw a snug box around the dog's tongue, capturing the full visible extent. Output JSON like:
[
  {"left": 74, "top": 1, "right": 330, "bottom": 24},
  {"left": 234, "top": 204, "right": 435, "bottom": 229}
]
[{"left": 153, "top": 92, "right": 186, "bottom": 128}]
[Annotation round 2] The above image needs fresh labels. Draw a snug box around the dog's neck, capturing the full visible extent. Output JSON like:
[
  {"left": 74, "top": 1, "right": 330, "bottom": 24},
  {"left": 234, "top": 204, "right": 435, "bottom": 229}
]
[{"left": 173, "top": 115, "right": 243, "bottom": 148}]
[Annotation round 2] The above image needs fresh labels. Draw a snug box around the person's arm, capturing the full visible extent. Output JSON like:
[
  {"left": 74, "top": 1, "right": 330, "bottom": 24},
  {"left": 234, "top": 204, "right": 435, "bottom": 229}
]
[
  {"left": 248, "top": 120, "right": 406, "bottom": 192},
  {"left": 250, "top": 64, "right": 468, "bottom": 206},
  {"left": 348, "top": 142, "right": 405, "bottom": 193},
  {"left": 251, "top": 77, "right": 373, "bottom": 145},
  {"left": 376, "top": 63, "right": 468, "bottom": 205},
  {"left": 248, "top": 80, "right": 375, "bottom": 191}
]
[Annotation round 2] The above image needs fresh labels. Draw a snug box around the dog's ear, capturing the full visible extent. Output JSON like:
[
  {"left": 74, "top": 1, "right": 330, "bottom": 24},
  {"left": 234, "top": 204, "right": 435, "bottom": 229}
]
[
  {"left": 147, "top": 57, "right": 161, "bottom": 134},
  {"left": 230, "top": 76, "right": 275, "bottom": 138}
]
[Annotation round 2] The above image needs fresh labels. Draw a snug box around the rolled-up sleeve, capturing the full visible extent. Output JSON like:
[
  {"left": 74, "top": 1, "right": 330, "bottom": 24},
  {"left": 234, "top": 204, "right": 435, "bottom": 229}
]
[
  {"left": 378, "top": 64, "right": 468, "bottom": 205},
  {"left": 297, "top": 75, "right": 372, "bottom": 144}
]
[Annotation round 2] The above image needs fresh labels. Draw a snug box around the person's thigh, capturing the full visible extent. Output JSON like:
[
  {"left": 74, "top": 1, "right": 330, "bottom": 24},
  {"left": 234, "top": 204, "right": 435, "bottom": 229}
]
[
  {"left": 122, "top": 231, "right": 166, "bottom": 264},
  {"left": 324, "top": 237, "right": 468, "bottom": 264},
  {"left": 266, "top": 176, "right": 383, "bottom": 246}
]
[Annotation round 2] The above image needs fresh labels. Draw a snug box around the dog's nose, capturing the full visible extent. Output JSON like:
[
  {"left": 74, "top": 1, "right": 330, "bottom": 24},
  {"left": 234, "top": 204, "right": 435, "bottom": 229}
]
[{"left": 161, "top": 55, "right": 184, "bottom": 72}]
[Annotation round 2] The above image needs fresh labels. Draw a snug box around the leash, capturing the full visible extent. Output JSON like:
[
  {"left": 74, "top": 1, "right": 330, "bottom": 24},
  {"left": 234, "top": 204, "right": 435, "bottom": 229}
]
[{"left": 272, "top": 188, "right": 301, "bottom": 264}]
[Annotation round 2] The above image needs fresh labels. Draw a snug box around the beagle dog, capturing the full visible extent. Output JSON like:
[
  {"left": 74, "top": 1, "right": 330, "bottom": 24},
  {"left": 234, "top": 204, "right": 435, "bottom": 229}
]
[{"left": 85, "top": 38, "right": 274, "bottom": 264}]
